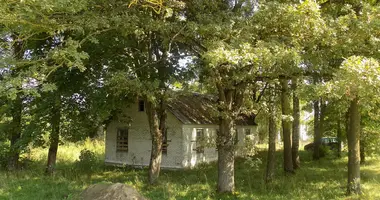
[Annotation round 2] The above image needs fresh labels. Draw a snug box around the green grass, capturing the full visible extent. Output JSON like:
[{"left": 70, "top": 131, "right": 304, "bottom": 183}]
[{"left": 0, "top": 140, "right": 379, "bottom": 200}]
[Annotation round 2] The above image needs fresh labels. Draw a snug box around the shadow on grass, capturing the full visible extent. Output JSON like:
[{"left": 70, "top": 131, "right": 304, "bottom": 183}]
[
  {"left": 1, "top": 150, "right": 379, "bottom": 200},
  {"left": 90, "top": 150, "right": 351, "bottom": 200}
]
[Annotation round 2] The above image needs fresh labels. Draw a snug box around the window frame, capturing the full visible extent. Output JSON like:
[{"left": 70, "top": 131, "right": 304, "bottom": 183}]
[
  {"left": 195, "top": 128, "right": 205, "bottom": 153},
  {"left": 244, "top": 128, "right": 251, "bottom": 136},
  {"left": 138, "top": 100, "right": 145, "bottom": 112},
  {"left": 116, "top": 128, "right": 129, "bottom": 152},
  {"left": 162, "top": 128, "right": 168, "bottom": 155}
]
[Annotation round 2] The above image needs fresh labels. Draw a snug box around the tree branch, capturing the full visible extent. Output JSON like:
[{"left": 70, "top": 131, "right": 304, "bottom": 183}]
[{"left": 256, "top": 82, "right": 268, "bottom": 103}]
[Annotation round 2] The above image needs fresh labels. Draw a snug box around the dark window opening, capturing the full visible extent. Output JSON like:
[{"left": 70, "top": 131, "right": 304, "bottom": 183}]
[
  {"left": 196, "top": 129, "right": 205, "bottom": 153},
  {"left": 116, "top": 128, "right": 128, "bottom": 152},
  {"left": 138, "top": 100, "right": 145, "bottom": 112},
  {"left": 245, "top": 128, "right": 251, "bottom": 136},
  {"left": 162, "top": 128, "right": 168, "bottom": 154}
]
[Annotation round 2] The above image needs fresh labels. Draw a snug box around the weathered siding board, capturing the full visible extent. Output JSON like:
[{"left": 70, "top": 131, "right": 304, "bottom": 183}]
[
  {"left": 235, "top": 125, "right": 258, "bottom": 155},
  {"left": 181, "top": 126, "right": 193, "bottom": 168},
  {"left": 182, "top": 125, "right": 258, "bottom": 168},
  {"left": 183, "top": 125, "right": 219, "bottom": 168},
  {"left": 235, "top": 126, "right": 258, "bottom": 144}
]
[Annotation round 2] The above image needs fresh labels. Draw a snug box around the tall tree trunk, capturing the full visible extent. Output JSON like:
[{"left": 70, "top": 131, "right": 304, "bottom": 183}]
[
  {"left": 45, "top": 94, "right": 61, "bottom": 174},
  {"left": 319, "top": 100, "right": 326, "bottom": 156},
  {"left": 291, "top": 78, "right": 300, "bottom": 169},
  {"left": 266, "top": 85, "right": 277, "bottom": 183},
  {"left": 280, "top": 78, "right": 294, "bottom": 173},
  {"left": 313, "top": 100, "right": 321, "bottom": 160},
  {"left": 320, "top": 100, "right": 326, "bottom": 138},
  {"left": 347, "top": 97, "right": 361, "bottom": 195},
  {"left": 146, "top": 99, "right": 165, "bottom": 184},
  {"left": 345, "top": 110, "right": 349, "bottom": 139},
  {"left": 7, "top": 35, "right": 23, "bottom": 171},
  {"left": 216, "top": 88, "right": 240, "bottom": 193},
  {"left": 217, "top": 117, "right": 235, "bottom": 192},
  {"left": 337, "top": 117, "right": 342, "bottom": 158},
  {"left": 360, "top": 140, "right": 365, "bottom": 164},
  {"left": 7, "top": 94, "right": 22, "bottom": 170}
]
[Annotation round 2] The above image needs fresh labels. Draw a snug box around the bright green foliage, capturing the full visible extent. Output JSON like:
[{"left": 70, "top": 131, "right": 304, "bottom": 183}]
[
  {"left": 0, "top": 0, "right": 127, "bottom": 168},
  {"left": 362, "top": 114, "right": 380, "bottom": 156},
  {"left": 324, "top": 56, "right": 380, "bottom": 101}
]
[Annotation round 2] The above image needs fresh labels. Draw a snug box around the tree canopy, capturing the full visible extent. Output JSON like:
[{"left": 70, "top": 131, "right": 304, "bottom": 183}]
[{"left": 1, "top": 0, "right": 380, "bottom": 196}]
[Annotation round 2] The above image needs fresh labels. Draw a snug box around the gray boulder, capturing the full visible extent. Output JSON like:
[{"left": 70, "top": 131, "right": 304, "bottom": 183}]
[{"left": 80, "top": 183, "right": 147, "bottom": 200}]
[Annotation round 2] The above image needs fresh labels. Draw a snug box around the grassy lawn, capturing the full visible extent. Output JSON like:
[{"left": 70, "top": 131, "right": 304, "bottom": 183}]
[{"left": 0, "top": 140, "right": 379, "bottom": 200}]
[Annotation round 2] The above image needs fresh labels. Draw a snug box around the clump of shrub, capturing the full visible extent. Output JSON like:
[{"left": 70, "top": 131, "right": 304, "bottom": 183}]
[
  {"left": 74, "top": 149, "right": 99, "bottom": 178},
  {"left": 0, "top": 141, "right": 10, "bottom": 169},
  {"left": 244, "top": 156, "right": 262, "bottom": 170},
  {"left": 319, "top": 145, "right": 340, "bottom": 159}
]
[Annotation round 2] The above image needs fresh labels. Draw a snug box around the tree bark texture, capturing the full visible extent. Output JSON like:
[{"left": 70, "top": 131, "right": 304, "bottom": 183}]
[
  {"left": 313, "top": 100, "right": 321, "bottom": 160},
  {"left": 266, "top": 85, "right": 277, "bottom": 183},
  {"left": 319, "top": 100, "right": 326, "bottom": 156},
  {"left": 215, "top": 87, "right": 244, "bottom": 193},
  {"left": 280, "top": 78, "right": 294, "bottom": 173},
  {"left": 45, "top": 95, "right": 61, "bottom": 174},
  {"left": 217, "top": 117, "right": 235, "bottom": 193},
  {"left": 7, "top": 94, "right": 22, "bottom": 171},
  {"left": 345, "top": 111, "right": 350, "bottom": 137},
  {"left": 145, "top": 99, "right": 166, "bottom": 185},
  {"left": 291, "top": 78, "right": 300, "bottom": 169},
  {"left": 337, "top": 117, "right": 342, "bottom": 158},
  {"left": 360, "top": 140, "right": 365, "bottom": 164},
  {"left": 347, "top": 97, "right": 361, "bottom": 195},
  {"left": 320, "top": 100, "right": 326, "bottom": 138}
]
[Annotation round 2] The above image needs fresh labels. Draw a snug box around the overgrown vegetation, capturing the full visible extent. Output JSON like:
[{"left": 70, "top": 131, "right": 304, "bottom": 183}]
[
  {"left": 2, "top": 0, "right": 380, "bottom": 196},
  {"left": 0, "top": 141, "right": 379, "bottom": 200}
]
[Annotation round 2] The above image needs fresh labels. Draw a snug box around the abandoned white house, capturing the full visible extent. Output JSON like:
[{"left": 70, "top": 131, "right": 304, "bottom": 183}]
[{"left": 105, "top": 94, "right": 258, "bottom": 169}]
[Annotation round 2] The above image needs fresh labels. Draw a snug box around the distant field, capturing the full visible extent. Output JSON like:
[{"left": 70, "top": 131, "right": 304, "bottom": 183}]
[{"left": 0, "top": 140, "right": 379, "bottom": 200}]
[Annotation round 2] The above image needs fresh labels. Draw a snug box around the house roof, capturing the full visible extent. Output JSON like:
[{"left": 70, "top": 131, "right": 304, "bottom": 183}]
[{"left": 167, "top": 93, "right": 257, "bottom": 126}]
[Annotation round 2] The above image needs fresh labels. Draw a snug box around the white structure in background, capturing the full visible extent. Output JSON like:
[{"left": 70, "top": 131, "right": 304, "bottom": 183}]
[
  {"left": 277, "top": 110, "right": 311, "bottom": 144},
  {"left": 105, "top": 93, "right": 258, "bottom": 169},
  {"left": 300, "top": 111, "right": 313, "bottom": 141}
]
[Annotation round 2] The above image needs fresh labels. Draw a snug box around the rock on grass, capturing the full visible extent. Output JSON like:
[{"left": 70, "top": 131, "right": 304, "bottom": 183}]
[{"left": 80, "top": 183, "right": 147, "bottom": 200}]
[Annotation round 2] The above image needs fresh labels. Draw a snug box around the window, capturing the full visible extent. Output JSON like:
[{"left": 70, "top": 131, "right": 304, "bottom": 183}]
[
  {"left": 116, "top": 128, "right": 128, "bottom": 152},
  {"left": 245, "top": 128, "right": 251, "bottom": 136},
  {"left": 162, "top": 128, "right": 168, "bottom": 154},
  {"left": 196, "top": 129, "right": 204, "bottom": 153},
  {"left": 138, "top": 100, "right": 145, "bottom": 112}
]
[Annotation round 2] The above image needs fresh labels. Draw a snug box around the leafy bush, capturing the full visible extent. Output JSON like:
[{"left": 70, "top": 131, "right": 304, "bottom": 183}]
[
  {"left": 319, "top": 145, "right": 337, "bottom": 159},
  {"left": 74, "top": 149, "right": 98, "bottom": 177},
  {"left": 0, "top": 141, "right": 9, "bottom": 169},
  {"left": 241, "top": 136, "right": 258, "bottom": 157},
  {"left": 244, "top": 157, "right": 262, "bottom": 170}
]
